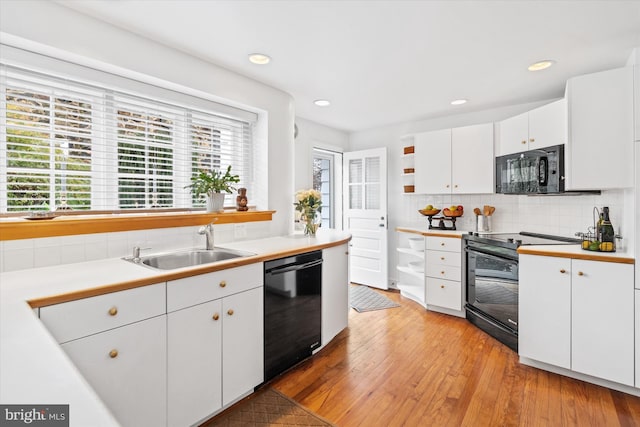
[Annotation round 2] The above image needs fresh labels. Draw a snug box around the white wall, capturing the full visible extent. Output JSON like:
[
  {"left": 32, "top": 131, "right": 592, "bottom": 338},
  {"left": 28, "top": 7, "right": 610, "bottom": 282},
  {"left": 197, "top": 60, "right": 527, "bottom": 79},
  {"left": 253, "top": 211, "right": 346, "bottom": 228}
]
[
  {"left": 350, "top": 102, "right": 631, "bottom": 288},
  {"left": 0, "top": 0, "right": 294, "bottom": 237}
]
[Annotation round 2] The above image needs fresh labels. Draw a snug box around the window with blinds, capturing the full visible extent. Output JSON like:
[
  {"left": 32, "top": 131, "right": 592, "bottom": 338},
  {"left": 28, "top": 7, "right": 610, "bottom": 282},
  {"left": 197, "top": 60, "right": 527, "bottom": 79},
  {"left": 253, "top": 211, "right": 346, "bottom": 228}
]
[{"left": 0, "top": 65, "right": 254, "bottom": 212}]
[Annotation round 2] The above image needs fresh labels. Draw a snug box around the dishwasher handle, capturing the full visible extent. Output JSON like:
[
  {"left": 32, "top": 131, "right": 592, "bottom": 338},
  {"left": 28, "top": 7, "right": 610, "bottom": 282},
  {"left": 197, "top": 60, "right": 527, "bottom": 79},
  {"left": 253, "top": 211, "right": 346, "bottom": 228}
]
[{"left": 266, "top": 258, "right": 323, "bottom": 275}]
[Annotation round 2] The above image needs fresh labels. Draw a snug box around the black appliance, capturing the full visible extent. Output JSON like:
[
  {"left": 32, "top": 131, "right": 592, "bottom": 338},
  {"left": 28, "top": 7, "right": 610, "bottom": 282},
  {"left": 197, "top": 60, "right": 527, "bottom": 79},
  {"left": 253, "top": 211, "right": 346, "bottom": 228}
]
[
  {"left": 264, "top": 250, "right": 322, "bottom": 382},
  {"left": 495, "top": 144, "right": 565, "bottom": 194},
  {"left": 464, "top": 232, "right": 580, "bottom": 351}
]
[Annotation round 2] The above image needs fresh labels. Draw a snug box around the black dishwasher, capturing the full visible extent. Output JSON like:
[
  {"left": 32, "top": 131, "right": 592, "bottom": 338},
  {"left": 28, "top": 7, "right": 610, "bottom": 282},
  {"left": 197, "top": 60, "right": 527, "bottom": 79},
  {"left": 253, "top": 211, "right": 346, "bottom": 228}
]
[{"left": 264, "top": 250, "right": 322, "bottom": 382}]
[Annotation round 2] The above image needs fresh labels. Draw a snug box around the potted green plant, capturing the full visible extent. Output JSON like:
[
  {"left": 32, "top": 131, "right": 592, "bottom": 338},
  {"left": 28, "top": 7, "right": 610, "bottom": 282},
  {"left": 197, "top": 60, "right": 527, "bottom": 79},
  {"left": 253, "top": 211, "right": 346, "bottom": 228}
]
[{"left": 185, "top": 165, "right": 240, "bottom": 212}]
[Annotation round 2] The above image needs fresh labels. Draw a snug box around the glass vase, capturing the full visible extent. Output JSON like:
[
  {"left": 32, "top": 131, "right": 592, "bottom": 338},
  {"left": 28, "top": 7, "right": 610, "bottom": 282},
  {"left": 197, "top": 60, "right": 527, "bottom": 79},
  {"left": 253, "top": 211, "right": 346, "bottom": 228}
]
[{"left": 303, "top": 209, "right": 319, "bottom": 237}]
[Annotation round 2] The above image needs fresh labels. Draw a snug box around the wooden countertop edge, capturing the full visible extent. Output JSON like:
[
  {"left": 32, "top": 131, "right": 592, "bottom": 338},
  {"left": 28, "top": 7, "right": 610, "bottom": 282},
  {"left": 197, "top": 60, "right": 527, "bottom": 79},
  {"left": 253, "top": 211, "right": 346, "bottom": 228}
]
[
  {"left": 0, "top": 210, "right": 276, "bottom": 241},
  {"left": 27, "top": 236, "right": 352, "bottom": 308},
  {"left": 517, "top": 247, "right": 635, "bottom": 264},
  {"left": 395, "top": 227, "right": 462, "bottom": 239}
]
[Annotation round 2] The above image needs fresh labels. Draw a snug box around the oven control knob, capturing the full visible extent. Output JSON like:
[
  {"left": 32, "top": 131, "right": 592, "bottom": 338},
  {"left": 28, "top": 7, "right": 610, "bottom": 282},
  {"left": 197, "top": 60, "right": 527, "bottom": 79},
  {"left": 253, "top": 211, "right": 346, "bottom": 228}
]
[
  {"left": 515, "top": 239, "right": 523, "bottom": 245},
  {"left": 507, "top": 238, "right": 514, "bottom": 243}
]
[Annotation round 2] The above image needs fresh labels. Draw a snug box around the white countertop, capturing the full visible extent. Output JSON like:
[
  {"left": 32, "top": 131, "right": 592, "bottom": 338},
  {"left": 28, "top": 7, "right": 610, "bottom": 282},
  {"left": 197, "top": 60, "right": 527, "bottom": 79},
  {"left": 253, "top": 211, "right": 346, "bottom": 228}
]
[
  {"left": 517, "top": 244, "right": 635, "bottom": 264},
  {"left": 395, "top": 225, "right": 469, "bottom": 238},
  {"left": 0, "top": 229, "right": 351, "bottom": 426}
]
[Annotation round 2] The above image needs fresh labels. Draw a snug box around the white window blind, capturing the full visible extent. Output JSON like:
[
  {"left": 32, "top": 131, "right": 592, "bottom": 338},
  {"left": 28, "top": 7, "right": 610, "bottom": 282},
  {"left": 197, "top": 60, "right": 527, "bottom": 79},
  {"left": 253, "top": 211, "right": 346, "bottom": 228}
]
[{"left": 0, "top": 65, "right": 254, "bottom": 212}]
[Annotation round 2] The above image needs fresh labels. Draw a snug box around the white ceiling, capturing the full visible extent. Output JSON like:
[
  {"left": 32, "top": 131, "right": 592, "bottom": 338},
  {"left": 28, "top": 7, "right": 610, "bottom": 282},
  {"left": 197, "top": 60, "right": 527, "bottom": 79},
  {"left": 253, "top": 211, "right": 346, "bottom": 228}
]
[{"left": 57, "top": 0, "right": 640, "bottom": 133}]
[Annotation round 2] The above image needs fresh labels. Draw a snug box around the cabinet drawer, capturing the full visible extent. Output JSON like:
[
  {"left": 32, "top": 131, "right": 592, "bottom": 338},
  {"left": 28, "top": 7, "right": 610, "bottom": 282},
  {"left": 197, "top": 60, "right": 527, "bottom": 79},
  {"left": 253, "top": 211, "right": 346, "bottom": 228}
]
[
  {"left": 425, "top": 263, "right": 461, "bottom": 281},
  {"left": 426, "top": 278, "right": 461, "bottom": 311},
  {"left": 167, "top": 263, "right": 263, "bottom": 312},
  {"left": 426, "top": 250, "right": 461, "bottom": 268},
  {"left": 40, "top": 283, "right": 166, "bottom": 344},
  {"left": 426, "top": 237, "right": 461, "bottom": 253}
]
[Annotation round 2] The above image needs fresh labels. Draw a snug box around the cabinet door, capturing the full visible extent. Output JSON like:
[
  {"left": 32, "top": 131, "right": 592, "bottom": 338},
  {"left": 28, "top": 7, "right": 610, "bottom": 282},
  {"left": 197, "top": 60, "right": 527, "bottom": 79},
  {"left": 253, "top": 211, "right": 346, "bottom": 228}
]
[
  {"left": 167, "top": 299, "right": 222, "bottom": 427},
  {"left": 322, "top": 244, "right": 349, "bottom": 346},
  {"left": 414, "top": 129, "right": 451, "bottom": 194},
  {"left": 61, "top": 316, "right": 167, "bottom": 427},
  {"left": 566, "top": 67, "right": 634, "bottom": 189},
  {"left": 451, "top": 123, "right": 494, "bottom": 194},
  {"left": 425, "top": 277, "right": 461, "bottom": 311},
  {"left": 222, "top": 287, "right": 264, "bottom": 406},
  {"left": 528, "top": 98, "right": 566, "bottom": 150},
  {"left": 572, "top": 260, "right": 634, "bottom": 386},
  {"left": 519, "top": 255, "right": 571, "bottom": 369},
  {"left": 496, "top": 111, "right": 528, "bottom": 156}
]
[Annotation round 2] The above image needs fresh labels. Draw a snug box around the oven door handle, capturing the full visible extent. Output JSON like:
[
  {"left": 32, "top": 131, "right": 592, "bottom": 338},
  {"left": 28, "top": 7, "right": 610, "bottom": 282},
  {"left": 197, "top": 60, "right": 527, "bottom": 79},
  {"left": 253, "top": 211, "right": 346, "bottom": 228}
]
[
  {"left": 267, "top": 259, "right": 323, "bottom": 275},
  {"left": 465, "top": 246, "right": 518, "bottom": 263}
]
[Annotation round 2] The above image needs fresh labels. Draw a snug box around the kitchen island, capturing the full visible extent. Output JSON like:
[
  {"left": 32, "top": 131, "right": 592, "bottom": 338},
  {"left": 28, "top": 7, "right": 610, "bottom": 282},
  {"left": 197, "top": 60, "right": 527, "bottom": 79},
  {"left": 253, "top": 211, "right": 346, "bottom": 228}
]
[{"left": 0, "top": 229, "right": 351, "bottom": 427}]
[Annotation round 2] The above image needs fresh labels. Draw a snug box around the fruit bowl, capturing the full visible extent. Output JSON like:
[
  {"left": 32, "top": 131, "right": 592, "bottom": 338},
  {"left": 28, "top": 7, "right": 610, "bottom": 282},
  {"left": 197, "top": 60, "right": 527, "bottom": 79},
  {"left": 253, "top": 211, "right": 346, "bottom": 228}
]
[
  {"left": 418, "top": 208, "right": 441, "bottom": 216},
  {"left": 442, "top": 208, "right": 463, "bottom": 217}
]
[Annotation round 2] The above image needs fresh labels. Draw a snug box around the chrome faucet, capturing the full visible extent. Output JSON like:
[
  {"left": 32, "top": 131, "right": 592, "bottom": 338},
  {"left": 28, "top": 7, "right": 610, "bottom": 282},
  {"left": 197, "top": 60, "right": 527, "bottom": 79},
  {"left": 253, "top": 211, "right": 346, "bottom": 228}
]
[{"left": 198, "top": 222, "right": 215, "bottom": 250}]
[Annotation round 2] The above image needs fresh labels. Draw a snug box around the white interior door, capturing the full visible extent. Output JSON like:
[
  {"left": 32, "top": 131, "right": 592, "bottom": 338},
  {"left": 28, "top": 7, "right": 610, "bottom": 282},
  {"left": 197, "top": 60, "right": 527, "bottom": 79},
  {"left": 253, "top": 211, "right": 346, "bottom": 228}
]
[{"left": 343, "top": 148, "right": 388, "bottom": 289}]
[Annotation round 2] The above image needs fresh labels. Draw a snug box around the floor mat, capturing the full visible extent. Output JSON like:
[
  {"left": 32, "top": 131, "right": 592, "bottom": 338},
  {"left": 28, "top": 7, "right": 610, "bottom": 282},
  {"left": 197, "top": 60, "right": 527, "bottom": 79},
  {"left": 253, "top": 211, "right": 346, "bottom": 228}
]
[
  {"left": 350, "top": 285, "right": 400, "bottom": 312},
  {"left": 204, "top": 388, "right": 335, "bottom": 426}
]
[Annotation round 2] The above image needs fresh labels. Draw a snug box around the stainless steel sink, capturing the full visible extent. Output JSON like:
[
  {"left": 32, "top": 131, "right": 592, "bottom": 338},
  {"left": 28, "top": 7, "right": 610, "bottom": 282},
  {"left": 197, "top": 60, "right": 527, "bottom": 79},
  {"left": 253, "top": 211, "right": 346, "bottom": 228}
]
[{"left": 125, "top": 247, "right": 255, "bottom": 270}]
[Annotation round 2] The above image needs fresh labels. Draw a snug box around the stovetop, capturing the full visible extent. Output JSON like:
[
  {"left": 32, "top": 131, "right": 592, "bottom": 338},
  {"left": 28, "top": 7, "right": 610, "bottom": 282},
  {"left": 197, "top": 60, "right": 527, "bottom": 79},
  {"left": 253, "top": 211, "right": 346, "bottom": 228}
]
[{"left": 465, "top": 231, "right": 580, "bottom": 249}]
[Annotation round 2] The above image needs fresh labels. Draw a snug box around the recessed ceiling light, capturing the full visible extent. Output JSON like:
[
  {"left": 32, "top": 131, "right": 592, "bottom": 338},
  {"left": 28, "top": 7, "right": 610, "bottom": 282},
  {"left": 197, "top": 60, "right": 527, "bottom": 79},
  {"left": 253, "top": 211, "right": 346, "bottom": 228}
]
[
  {"left": 248, "top": 53, "right": 271, "bottom": 65},
  {"left": 451, "top": 99, "right": 467, "bottom": 106},
  {"left": 314, "top": 99, "right": 331, "bottom": 107},
  {"left": 528, "top": 60, "right": 556, "bottom": 71}
]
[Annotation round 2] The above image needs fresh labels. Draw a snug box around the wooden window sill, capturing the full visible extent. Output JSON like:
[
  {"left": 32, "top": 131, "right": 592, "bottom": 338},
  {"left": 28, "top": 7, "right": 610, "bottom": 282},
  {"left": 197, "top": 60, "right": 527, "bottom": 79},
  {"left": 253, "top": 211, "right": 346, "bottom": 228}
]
[{"left": 0, "top": 210, "right": 275, "bottom": 241}]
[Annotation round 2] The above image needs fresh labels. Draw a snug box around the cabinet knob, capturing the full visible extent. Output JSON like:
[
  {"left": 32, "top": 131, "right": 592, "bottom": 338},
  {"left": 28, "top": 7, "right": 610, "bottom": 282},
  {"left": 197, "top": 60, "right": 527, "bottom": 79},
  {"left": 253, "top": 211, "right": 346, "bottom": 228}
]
[
  {"left": 521, "top": 140, "right": 527, "bottom": 144},
  {"left": 440, "top": 256, "right": 445, "bottom": 261},
  {"left": 578, "top": 271, "right": 584, "bottom": 276},
  {"left": 529, "top": 138, "right": 535, "bottom": 142},
  {"left": 219, "top": 281, "right": 227, "bottom": 288},
  {"left": 446, "top": 184, "right": 450, "bottom": 188},
  {"left": 440, "top": 242, "right": 445, "bottom": 246},
  {"left": 108, "top": 307, "right": 118, "bottom": 316},
  {"left": 560, "top": 269, "right": 566, "bottom": 274},
  {"left": 212, "top": 313, "right": 220, "bottom": 321},
  {"left": 227, "top": 309, "right": 234, "bottom": 316},
  {"left": 109, "top": 349, "right": 118, "bottom": 359},
  {"left": 440, "top": 285, "right": 445, "bottom": 289},
  {"left": 454, "top": 184, "right": 458, "bottom": 188},
  {"left": 440, "top": 271, "right": 445, "bottom": 275}
]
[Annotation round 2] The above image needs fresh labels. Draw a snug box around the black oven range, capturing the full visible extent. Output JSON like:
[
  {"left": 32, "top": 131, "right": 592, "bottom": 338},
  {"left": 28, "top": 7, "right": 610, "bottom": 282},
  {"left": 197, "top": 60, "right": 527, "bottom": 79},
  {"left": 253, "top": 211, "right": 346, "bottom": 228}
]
[{"left": 463, "top": 232, "right": 580, "bottom": 351}]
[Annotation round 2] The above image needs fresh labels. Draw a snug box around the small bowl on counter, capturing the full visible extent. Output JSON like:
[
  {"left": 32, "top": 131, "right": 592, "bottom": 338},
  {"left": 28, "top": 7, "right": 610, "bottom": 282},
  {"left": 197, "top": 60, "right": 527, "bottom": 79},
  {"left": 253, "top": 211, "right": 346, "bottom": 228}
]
[
  {"left": 442, "top": 208, "right": 463, "bottom": 217},
  {"left": 408, "top": 237, "right": 424, "bottom": 251},
  {"left": 408, "top": 261, "right": 424, "bottom": 273},
  {"left": 418, "top": 208, "right": 441, "bottom": 217}
]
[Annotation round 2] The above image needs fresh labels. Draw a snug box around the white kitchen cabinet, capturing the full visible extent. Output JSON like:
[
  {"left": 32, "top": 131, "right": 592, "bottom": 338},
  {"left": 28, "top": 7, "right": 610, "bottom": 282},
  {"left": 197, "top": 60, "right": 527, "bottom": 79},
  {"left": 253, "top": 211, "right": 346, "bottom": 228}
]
[
  {"left": 396, "top": 232, "right": 426, "bottom": 307},
  {"left": 451, "top": 123, "right": 494, "bottom": 194},
  {"left": 519, "top": 255, "right": 634, "bottom": 387},
  {"left": 61, "top": 315, "right": 167, "bottom": 427},
  {"left": 414, "top": 129, "right": 451, "bottom": 194},
  {"left": 566, "top": 66, "right": 634, "bottom": 190},
  {"left": 40, "top": 282, "right": 165, "bottom": 344},
  {"left": 322, "top": 244, "right": 349, "bottom": 346},
  {"left": 425, "top": 236, "right": 463, "bottom": 314},
  {"left": 221, "top": 287, "right": 263, "bottom": 406},
  {"left": 168, "top": 298, "right": 222, "bottom": 427},
  {"left": 497, "top": 99, "right": 566, "bottom": 156},
  {"left": 519, "top": 255, "right": 571, "bottom": 369},
  {"left": 415, "top": 124, "right": 493, "bottom": 195},
  {"left": 572, "top": 259, "right": 634, "bottom": 386},
  {"left": 167, "top": 281, "right": 263, "bottom": 426}
]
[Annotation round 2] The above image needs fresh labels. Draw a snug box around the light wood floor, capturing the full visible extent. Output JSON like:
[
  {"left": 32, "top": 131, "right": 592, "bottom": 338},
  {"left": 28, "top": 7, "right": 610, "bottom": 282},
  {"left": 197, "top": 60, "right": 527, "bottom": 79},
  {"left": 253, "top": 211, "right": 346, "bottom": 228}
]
[{"left": 270, "top": 285, "right": 640, "bottom": 427}]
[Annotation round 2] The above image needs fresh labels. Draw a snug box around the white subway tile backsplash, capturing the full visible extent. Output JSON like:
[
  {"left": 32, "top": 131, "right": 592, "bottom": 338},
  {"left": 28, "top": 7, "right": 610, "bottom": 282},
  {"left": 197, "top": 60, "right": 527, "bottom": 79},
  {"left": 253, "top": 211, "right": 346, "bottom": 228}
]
[
  {"left": 34, "top": 246, "right": 61, "bottom": 268},
  {"left": 3, "top": 248, "right": 34, "bottom": 272}
]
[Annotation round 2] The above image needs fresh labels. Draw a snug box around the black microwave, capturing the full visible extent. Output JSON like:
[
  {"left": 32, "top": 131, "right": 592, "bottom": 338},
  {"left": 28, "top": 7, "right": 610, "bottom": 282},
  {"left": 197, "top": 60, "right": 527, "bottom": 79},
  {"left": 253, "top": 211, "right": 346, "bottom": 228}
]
[{"left": 495, "top": 144, "right": 565, "bottom": 194}]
